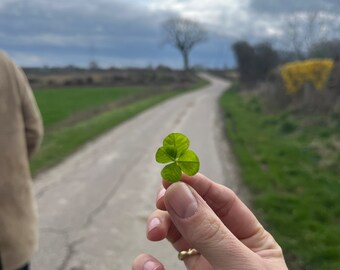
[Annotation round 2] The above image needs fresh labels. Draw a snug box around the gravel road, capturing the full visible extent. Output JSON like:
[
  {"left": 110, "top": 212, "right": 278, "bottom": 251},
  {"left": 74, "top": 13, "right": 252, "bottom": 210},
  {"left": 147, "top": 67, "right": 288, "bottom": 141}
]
[{"left": 32, "top": 74, "right": 243, "bottom": 270}]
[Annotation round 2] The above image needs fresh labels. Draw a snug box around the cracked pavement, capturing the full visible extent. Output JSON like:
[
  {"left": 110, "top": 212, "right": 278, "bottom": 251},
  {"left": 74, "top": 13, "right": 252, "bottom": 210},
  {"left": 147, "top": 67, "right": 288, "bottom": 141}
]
[{"left": 32, "top": 74, "right": 244, "bottom": 269}]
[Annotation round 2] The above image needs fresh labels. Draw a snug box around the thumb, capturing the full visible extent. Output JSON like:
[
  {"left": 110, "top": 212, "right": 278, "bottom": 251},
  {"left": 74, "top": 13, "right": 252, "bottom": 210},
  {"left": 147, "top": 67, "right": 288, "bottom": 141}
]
[{"left": 164, "top": 182, "right": 262, "bottom": 269}]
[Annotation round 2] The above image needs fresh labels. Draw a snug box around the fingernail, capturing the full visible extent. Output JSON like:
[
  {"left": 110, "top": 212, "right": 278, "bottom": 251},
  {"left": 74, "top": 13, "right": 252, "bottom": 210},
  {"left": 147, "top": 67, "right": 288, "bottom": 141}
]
[
  {"left": 168, "top": 182, "right": 197, "bottom": 218},
  {"left": 147, "top": 217, "right": 160, "bottom": 233},
  {"left": 144, "top": 260, "right": 159, "bottom": 270},
  {"left": 156, "top": 187, "right": 166, "bottom": 202}
]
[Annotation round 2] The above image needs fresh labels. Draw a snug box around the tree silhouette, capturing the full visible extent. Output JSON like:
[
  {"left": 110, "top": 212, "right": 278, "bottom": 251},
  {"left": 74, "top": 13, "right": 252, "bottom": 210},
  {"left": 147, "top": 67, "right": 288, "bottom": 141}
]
[{"left": 162, "top": 17, "right": 207, "bottom": 70}]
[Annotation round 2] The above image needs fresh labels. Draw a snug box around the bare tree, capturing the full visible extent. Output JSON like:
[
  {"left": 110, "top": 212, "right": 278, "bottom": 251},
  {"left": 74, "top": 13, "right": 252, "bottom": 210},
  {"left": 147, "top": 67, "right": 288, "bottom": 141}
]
[
  {"left": 284, "top": 11, "right": 330, "bottom": 59},
  {"left": 162, "top": 17, "right": 207, "bottom": 70}
]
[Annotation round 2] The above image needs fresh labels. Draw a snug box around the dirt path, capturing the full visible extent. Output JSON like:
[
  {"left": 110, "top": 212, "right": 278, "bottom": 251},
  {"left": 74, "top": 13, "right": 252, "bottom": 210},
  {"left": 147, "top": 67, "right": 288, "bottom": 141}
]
[{"left": 32, "top": 73, "right": 246, "bottom": 270}]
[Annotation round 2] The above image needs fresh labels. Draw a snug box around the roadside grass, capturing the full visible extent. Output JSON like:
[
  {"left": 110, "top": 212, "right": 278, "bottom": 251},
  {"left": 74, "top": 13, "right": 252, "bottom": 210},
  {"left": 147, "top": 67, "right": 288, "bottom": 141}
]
[
  {"left": 220, "top": 84, "right": 340, "bottom": 270},
  {"left": 34, "top": 86, "right": 141, "bottom": 127},
  {"left": 31, "top": 79, "right": 208, "bottom": 174}
]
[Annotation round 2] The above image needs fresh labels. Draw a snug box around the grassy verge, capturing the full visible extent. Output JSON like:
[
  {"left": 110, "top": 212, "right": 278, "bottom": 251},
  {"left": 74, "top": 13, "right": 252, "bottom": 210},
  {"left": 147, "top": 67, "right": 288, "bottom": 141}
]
[
  {"left": 31, "top": 79, "right": 208, "bottom": 174},
  {"left": 220, "top": 84, "right": 340, "bottom": 270}
]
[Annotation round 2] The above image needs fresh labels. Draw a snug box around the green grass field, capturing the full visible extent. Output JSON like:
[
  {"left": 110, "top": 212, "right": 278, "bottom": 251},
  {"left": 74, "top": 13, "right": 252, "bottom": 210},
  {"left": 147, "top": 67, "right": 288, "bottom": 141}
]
[
  {"left": 31, "top": 80, "right": 208, "bottom": 174},
  {"left": 34, "top": 86, "right": 141, "bottom": 127},
  {"left": 220, "top": 85, "right": 340, "bottom": 270}
]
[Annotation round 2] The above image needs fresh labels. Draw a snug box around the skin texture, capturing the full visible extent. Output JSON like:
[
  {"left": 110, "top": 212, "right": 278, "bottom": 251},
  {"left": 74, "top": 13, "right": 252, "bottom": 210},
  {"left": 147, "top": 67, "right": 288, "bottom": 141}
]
[{"left": 132, "top": 173, "right": 288, "bottom": 270}]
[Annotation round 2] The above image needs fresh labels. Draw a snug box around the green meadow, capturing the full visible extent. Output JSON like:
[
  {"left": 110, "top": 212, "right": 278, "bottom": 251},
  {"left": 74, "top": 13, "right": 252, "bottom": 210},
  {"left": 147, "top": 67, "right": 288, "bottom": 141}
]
[{"left": 34, "top": 86, "right": 141, "bottom": 127}]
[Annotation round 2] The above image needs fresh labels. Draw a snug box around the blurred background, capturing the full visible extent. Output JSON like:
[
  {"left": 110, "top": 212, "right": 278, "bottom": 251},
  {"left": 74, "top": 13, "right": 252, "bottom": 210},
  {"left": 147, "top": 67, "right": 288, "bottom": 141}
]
[{"left": 1, "top": 0, "right": 339, "bottom": 269}]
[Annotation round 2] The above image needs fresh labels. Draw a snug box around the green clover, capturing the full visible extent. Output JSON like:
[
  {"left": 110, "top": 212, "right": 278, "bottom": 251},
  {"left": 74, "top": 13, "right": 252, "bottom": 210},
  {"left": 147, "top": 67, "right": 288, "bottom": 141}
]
[{"left": 155, "top": 133, "right": 200, "bottom": 183}]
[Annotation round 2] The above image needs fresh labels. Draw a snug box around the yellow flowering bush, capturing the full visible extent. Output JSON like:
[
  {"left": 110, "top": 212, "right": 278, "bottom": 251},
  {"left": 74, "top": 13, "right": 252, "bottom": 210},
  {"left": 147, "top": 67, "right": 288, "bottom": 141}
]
[{"left": 280, "top": 59, "right": 334, "bottom": 94}]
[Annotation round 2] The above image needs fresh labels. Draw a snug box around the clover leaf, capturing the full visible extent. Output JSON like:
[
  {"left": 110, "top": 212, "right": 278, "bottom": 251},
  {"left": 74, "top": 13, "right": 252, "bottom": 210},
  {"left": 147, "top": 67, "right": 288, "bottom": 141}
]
[{"left": 155, "top": 133, "right": 200, "bottom": 183}]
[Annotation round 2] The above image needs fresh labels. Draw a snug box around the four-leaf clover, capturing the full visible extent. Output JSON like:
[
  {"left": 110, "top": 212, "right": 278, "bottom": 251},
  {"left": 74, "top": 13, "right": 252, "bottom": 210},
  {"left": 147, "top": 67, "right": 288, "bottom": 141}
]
[{"left": 155, "top": 133, "right": 200, "bottom": 183}]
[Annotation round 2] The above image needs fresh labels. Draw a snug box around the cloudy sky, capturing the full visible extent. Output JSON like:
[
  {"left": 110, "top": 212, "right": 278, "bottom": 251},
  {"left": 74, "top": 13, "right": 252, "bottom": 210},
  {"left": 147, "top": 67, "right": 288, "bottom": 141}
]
[{"left": 0, "top": 0, "right": 339, "bottom": 68}]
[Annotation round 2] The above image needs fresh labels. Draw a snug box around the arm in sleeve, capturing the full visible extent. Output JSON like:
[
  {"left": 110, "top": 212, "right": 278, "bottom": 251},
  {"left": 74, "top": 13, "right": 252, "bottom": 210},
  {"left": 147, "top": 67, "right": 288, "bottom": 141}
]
[{"left": 15, "top": 65, "right": 44, "bottom": 159}]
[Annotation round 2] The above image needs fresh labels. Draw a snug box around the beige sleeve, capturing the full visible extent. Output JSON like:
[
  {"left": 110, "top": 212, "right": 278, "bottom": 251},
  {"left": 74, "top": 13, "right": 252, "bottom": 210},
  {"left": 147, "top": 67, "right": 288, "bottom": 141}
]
[{"left": 14, "top": 64, "right": 44, "bottom": 158}]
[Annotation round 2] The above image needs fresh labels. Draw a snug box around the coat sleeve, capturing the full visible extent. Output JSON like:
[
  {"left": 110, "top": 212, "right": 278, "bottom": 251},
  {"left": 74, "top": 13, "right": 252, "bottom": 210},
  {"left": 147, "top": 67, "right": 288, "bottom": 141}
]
[{"left": 14, "top": 64, "right": 44, "bottom": 159}]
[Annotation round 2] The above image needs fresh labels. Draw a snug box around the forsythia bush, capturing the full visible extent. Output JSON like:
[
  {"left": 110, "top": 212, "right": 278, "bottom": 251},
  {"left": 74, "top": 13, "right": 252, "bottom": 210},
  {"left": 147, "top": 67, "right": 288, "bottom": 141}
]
[{"left": 280, "top": 59, "right": 334, "bottom": 94}]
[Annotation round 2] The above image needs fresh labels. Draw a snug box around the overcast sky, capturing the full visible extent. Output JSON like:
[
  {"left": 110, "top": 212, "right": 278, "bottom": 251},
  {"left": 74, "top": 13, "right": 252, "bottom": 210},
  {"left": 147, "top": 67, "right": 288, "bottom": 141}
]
[{"left": 0, "top": 0, "right": 339, "bottom": 68}]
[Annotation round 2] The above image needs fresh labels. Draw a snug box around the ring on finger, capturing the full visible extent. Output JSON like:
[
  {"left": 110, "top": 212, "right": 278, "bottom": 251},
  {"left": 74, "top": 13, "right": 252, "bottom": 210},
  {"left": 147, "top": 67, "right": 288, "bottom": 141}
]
[{"left": 178, "top": 248, "right": 200, "bottom": 261}]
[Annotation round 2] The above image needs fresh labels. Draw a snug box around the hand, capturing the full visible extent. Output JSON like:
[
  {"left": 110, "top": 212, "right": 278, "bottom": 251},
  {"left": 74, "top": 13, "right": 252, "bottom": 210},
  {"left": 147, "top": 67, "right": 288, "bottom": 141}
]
[{"left": 132, "top": 173, "right": 288, "bottom": 270}]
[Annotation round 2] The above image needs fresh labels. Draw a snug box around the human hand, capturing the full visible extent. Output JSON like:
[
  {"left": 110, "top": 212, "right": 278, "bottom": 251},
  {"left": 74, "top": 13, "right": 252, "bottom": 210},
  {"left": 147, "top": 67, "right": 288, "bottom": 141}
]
[{"left": 132, "top": 173, "right": 288, "bottom": 270}]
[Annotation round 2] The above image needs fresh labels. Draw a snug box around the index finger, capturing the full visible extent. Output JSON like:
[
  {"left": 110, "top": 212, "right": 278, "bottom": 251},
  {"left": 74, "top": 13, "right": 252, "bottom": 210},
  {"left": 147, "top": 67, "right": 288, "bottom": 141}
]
[{"left": 158, "top": 173, "right": 262, "bottom": 240}]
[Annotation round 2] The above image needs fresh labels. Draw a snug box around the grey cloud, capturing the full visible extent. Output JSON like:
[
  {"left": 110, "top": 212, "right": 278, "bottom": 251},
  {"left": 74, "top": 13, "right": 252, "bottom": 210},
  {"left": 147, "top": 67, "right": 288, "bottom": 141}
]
[
  {"left": 0, "top": 0, "right": 184, "bottom": 66},
  {"left": 0, "top": 0, "right": 233, "bottom": 68},
  {"left": 250, "top": 0, "right": 340, "bottom": 14},
  {"left": 0, "top": 0, "right": 165, "bottom": 42}
]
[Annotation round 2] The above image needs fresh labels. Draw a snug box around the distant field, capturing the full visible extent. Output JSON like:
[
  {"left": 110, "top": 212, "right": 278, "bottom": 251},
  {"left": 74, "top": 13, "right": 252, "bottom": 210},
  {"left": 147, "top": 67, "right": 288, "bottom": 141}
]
[
  {"left": 34, "top": 86, "right": 141, "bottom": 127},
  {"left": 220, "top": 85, "right": 340, "bottom": 270},
  {"left": 31, "top": 79, "right": 208, "bottom": 174}
]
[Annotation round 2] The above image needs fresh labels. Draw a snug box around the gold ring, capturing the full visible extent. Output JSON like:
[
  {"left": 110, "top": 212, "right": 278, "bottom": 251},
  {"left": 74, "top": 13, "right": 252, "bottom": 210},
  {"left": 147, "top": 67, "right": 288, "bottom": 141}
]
[{"left": 178, "top": 248, "right": 200, "bottom": 260}]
